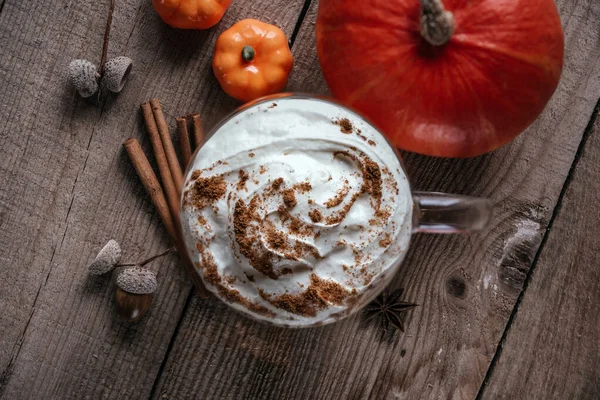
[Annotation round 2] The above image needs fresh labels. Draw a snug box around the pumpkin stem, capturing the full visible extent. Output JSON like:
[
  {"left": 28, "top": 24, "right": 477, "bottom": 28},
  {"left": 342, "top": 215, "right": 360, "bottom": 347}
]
[
  {"left": 241, "top": 45, "right": 255, "bottom": 62},
  {"left": 420, "top": 0, "right": 455, "bottom": 46}
]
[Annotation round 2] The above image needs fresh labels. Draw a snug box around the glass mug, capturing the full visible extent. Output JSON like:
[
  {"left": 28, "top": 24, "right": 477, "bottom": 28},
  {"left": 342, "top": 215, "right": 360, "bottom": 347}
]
[{"left": 179, "top": 94, "right": 492, "bottom": 327}]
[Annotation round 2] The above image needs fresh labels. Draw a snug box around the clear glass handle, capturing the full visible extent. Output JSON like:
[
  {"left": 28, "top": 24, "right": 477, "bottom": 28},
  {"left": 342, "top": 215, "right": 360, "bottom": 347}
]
[{"left": 412, "top": 192, "right": 492, "bottom": 234}]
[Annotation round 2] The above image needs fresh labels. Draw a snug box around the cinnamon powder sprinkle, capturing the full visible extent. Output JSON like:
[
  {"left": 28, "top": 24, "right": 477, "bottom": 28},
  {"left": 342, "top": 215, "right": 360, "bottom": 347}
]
[
  {"left": 374, "top": 207, "right": 391, "bottom": 221},
  {"left": 191, "top": 170, "right": 202, "bottom": 180},
  {"left": 353, "top": 247, "right": 362, "bottom": 265},
  {"left": 308, "top": 209, "right": 323, "bottom": 223},
  {"left": 324, "top": 181, "right": 350, "bottom": 208},
  {"left": 264, "top": 212, "right": 318, "bottom": 262},
  {"left": 361, "top": 268, "right": 375, "bottom": 286},
  {"left": 189, "top": 175, "right": 227, "bottom": 209},
  {"left": 282, "top": 188, "right": 297, "bottom": 209},
  {"left": 234, "top": 195, "right": 317, "bottom": 277},
  {"left": 285, "top": 211, "right": 315, "bottom": 238},
  {"left": 357, "top": 132, "right": 369, "bottom": 142},
  {"left": 272, "top": 177, "right": 284, "bottom": 190},
  {"left": 325, "top": 192, "right": 361, "bottom": 225},
  {"left": 293, "top": 182, "right": 312, "bottom": 193},
  {"left": 233, "top": 198, "right": 278, "bottom": 279},
  {"left": 204, "top": 159, "right": 229, "bottom": 172},
  {"left": 221, "top": 287, "right": 275, "bottom": 316},
  {"left": 278, "top": 205, "right": 291, "bottom": 222},
  {"left": 265, "top": 222, "right": 287, "bottom": 250},
  {"left": 196, "top": 243, "right": 274, "bottom": 317},
  {"left": 362, "top": 158, "right": 383, "bottom": 209},
  {"left": 324, "top": 150, "right": 383, "bottom": 225},
  {"left": 249, "top": 152, "right": 255, "bottom": 158},
  {"left": 379, "top": 233, "right": 392, "bottom": 248},
  {"left": 335, "top": 118, "right": 354, "bottom": 134},
  {"left": 259, "top": 273, "right": 352, "bottom": 317},
  {"left": 237, "top": 169, "right": 249, "bottom": 190}
]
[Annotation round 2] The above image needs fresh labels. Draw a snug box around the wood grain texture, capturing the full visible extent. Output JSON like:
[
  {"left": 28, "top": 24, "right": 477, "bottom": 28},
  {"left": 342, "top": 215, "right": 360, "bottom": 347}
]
[
  {"left": 0, "top": 0, "right": 306, "bottom": 398},
  {"left": 480, "top": 105, "right": 600, "bottom": 399},
  {"left": 153, "top": 0, "right": 600, "bottom": 399}
]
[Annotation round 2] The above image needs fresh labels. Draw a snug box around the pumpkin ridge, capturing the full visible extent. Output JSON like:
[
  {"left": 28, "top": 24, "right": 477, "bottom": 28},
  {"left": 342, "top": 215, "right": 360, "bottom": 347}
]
[
  {"left": 342, "top": 54, "right": 417, "bottom": 107},
  {"left": 329, "top": 16, "right": 415, "bottom": 32},
  {"left": 452, "top": 37, "right": 562, "bottom": 78},
  {"left": 404, "top": 55, "right": 491, "bottom": 155}
]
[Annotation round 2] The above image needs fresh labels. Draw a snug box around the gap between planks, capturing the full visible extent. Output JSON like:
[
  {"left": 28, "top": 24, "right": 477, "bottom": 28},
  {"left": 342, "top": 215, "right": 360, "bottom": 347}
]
[
  {"left": 475, "top": 98, "right": 600, "bottom": 399},
  {"left": 145, "top": 0, "right": 315, "bottom": 392},
  {"left": 289, "top": 0, "right": 313, "bottom": 46},
  {"left": 149, "top": 289, "right": 195, "bottom": 399}
]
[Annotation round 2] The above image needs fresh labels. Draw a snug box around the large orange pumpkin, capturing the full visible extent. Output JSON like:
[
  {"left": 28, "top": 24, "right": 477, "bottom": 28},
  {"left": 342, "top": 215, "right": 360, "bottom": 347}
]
[{"left": 316, "top": 0, "right": 564, "bottom": 157}]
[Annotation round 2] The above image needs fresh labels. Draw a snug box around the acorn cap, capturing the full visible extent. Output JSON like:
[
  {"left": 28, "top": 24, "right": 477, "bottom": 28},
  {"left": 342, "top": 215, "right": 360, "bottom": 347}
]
[
  {"left": 68, "top": 59, "right": 99, "bottom": 98},
  {"left": 88, "top": 239, "right": 122, "bottom": 275},
  {"left": 102, "top": 56, "right": 133, "bottom": 93},
  {"left": 116, "top": 267, "right": 157, "bottom": 295}
]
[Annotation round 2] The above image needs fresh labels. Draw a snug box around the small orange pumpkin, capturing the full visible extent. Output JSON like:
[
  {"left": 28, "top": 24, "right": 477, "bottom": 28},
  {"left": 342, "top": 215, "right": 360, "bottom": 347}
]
[
  {"left": 152, "top": 0, "right": 232, "bottom": 30},
  {"left": 213, "top": 19, "right": 294, "bottom": 102}
]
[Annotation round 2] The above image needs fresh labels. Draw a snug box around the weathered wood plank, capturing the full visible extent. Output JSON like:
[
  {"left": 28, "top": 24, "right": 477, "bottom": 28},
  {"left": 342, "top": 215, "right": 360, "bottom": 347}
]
[
  {"left": 0, "top": 0, "right": 306, "bottom": 398},
  {"left": 480, "top": 105, "right": 600, "bottom": 399},
  {"left": 0, "top": 0, "right": 117, "bottom": 386},
  {"left": 152, "top": 0, "right": 600, "bottom": 399}
]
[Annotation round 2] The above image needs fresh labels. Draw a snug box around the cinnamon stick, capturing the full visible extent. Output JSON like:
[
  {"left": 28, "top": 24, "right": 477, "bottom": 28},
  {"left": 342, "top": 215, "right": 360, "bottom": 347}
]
[
  {"left": 123, "top": 138, "right": 176, "bottom": 239},
  {"left": 150, "top": 98, "right": 183, "bottom": 194},
  {"left": 176, "top": 117, "right": 192, "bottom": 168},
  {"left": 124, "top": 138, "right": 208, "bottom": 298},
  {"left": 190, "top": 114, "right": 205, "bottom": 149},
  {"left": 141, "top": 101, "right": 180, "bottom": 221}
]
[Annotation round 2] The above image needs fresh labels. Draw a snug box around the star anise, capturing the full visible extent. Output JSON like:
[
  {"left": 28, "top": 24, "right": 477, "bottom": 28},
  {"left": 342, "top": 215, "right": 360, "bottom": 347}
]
[{"left": 364, "top": 288, "right": 417, "bottom": 333}]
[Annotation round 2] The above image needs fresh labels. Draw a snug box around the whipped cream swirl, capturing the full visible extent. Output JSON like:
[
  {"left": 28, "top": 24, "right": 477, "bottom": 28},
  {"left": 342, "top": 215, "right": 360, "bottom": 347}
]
[{"left": 180, "top": 97, "right": 413, "bottom": 326}]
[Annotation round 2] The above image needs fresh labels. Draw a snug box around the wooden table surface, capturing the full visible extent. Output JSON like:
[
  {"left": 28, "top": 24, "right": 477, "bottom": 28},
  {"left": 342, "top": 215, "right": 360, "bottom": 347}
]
[{"left": 1, "top": 0, "right": 599, "bottom": 399}]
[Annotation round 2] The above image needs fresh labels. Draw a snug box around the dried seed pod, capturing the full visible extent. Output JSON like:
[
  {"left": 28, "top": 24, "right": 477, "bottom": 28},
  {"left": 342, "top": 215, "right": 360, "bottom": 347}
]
[
  {"left": 115, "top": 267, "right": 157, "bottom": 322},
  {"left": 88, "top": 239, "right": 122, "bottom": 275},
  {"left": 102, "top": 56, "right": 133, "bottom": 93},
  {"left": 68, "top": 59, "right": 99, "bottom": 98}
]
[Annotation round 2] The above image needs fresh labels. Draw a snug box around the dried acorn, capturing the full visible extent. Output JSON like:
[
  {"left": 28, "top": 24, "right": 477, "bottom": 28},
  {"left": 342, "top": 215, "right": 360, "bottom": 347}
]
[
  {"left": 102, "top": 56, "right": 133, "bottom": 93},
  {"left": 88, "top": 239, "right": 122, "bottom": 275},
  {"left": 67, "top": 1, "right": 133, "bottom": 99},
  {"left": 68, "top": 59, "right": 99, "bottom": 98},
  {"left": 115, "top": 267, "right": 157, "bottom": 322}
]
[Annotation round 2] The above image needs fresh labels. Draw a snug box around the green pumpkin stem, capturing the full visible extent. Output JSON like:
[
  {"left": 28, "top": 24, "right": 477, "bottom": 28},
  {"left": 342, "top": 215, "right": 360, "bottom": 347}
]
[{"left": 241, "top": 46, "right": 256, "bottom": 62}]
